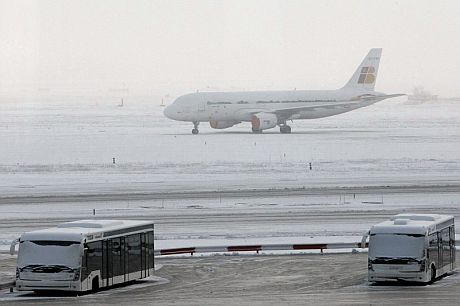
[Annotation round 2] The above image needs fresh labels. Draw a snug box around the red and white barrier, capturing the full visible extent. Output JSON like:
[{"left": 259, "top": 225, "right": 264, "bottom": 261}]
[
  {"left": 154, "top": 241, "right": 369, "bottom": 256},
  {"left": 155, "top": 239, "right": 460, "bottom": 256}
]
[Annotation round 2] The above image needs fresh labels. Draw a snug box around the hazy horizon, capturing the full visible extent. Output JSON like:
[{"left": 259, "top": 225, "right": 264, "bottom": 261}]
[{"left": 1, "top": 0, "right": 460, "bottom": 100}]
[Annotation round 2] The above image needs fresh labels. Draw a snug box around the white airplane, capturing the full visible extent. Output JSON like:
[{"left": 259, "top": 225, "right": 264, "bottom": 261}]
[{"left": 164, "top": 48, "right": 403, "bottom": 134}]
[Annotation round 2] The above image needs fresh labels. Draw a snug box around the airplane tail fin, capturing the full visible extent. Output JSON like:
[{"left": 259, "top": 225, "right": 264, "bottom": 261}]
[{"left": 342, "top": 48, "right": 382, "bottom": 91}]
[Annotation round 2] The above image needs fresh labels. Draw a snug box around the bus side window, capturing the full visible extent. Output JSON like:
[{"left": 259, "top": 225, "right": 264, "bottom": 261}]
[
  {"left": 111, "top": 238, "right": 121, "bottom": 277},
  {"left": 428, "top": 233, "right": 438, "bottom": 261},
  {"left": 428, "top": 233, "right": 437, "bottom": 247},
  {"left": 441, "top": 228, "right": 451, "bottom": 264},
  {"left": 127, "top": 234, "right": 141, "bottom": 274},
  {"left": 86, "top": 241, "right": 102, "bottom": 276}
]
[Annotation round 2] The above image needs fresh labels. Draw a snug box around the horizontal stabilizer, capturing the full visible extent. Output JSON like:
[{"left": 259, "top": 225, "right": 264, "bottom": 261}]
[{"left": 360, "top": 93, "right": 406, "bottom": 101}]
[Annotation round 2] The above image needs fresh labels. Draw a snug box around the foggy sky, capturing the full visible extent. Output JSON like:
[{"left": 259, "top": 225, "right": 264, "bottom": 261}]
[{"left": 1, "top": 0, "right": 460, "bottom": 98}]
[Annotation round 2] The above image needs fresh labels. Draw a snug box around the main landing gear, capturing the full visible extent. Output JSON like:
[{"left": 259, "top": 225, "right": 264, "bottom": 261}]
[
  {"left": 192, "top": 121, "right": 199, "bottom": 135},
  {"left": 279, "top": 124, "right": 291, "bottom": 134}
]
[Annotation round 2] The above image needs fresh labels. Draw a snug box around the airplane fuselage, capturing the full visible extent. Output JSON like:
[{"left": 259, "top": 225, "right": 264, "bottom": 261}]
[{"left": 164, "top": 88, "right": 382, "bottom": 122}]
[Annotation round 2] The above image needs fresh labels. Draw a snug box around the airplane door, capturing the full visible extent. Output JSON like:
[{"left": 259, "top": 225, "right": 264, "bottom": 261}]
[{"left": 198, "top": 101, "right": 206, "bottom": 112}]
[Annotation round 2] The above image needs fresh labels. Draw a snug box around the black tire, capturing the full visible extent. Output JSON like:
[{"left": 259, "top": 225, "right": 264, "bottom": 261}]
[
  {"left": 92, "top": 276, "right": 99, "bottom": 291},
  {"left": 280, "top": 125, "right": 291, "bottom": 134},
  {"left": 192, "top": 128, "right": 199, "bottom": 135},
  {"left": 430, "top": 266, "right": 436, "bottom": 284}
]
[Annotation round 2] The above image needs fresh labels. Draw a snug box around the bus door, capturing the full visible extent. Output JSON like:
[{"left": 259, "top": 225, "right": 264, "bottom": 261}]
[
  {"left": 120, "top": 237, "right": 127, "bottom": 282},
  {"left": 428, "top": 233, "right": 439, "bottom": 269},
  {"left": 148, "top": 231, "right": 154, "bottom": 276},
  {"left": 110, "top": 238, "right": 121, "bottom": 285},
  {"left": 103, "top": 240, "right": 113, "bottom": 287},
  {"left": 450, "top": 226, "right": 456, "bottom": 270},
  {"left": 141, "top": 233, "right": 148, "bottom": 278},
  {"left": 438, "top": 232, "right": 443, "bottom": 270},
  {"left": 442, "top": 228, "right": 451, "bottom": 271},
  {"left": 107, "top": 240, "right": 113, "bottom": 286}
]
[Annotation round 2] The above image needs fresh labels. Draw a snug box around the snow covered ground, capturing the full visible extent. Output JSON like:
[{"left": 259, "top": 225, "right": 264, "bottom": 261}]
[
  {"left": 0, "top": 95, "right": 459, "bottom": 251},
  {"left": 0, "top": 96, "right": 459, "bottom": 196},
  {"left": 1, "top": 187, "right": 459, "bottom": 252}
]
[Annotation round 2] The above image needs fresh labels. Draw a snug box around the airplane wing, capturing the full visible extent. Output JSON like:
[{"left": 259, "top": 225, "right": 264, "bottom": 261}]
[{"left": 270, "top": 102, "right": 359, "bottom": 120}]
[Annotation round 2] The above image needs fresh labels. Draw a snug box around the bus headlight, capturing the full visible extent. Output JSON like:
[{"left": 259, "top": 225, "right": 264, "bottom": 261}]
[
  {"left": 368, "top": 261, "right": 374, "bottom": 271},
  {"left": 420, "top": 260, "right": 426, "bottom": 272},
  {"left": 73, "top": 269, "right": 80, "bottom": 281}
]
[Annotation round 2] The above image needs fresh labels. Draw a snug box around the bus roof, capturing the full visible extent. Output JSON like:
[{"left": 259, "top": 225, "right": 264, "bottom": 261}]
[
  {"left": 20, "top": 220, "right": 154, "bottom": 242},
  {"left": 370, "top": 214, "right": 454, "bottom": 235}
]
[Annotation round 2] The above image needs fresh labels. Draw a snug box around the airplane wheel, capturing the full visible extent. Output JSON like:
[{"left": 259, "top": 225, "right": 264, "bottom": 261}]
[
  {"left": 280, "top": 125, "right": 291, "bottom": 134},
  {"left": 192, "top": 128, "right": 199, "bottom": 135}
]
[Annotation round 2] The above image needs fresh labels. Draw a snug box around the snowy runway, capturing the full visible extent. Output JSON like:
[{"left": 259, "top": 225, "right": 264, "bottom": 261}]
[
  {"left": 1, "top": 97, "right": 459, "bottom": 197},
  {"left": 1, "top": 96, "right": 460, "bottom": 303},
  {"left": 1, "top": 96, "right": 460, "bottom": 250}
]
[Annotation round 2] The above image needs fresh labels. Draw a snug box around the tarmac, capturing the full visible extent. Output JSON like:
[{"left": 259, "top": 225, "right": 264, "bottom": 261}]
[{"left": 1, "top": 253, "right": 460, "bottom": 305}]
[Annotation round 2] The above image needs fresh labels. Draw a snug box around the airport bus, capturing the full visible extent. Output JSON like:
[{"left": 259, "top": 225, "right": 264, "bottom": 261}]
[
  {"left": 13, "top": 220, "right": 154, "bottom": 292},
  {"left": 367, "top": 214, "right": 455, "bottom": 283}
]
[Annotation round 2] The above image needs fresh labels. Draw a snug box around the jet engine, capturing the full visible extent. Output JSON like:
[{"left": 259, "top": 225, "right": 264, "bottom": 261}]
[
  {"left": 251, "top": 113, "right": 278, "bottom": 131},
  {"left": 209, "top": 120, "right": 239, "bottom": 129}
]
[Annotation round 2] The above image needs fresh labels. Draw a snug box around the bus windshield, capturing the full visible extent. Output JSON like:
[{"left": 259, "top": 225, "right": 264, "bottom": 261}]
[
  {"left": 17, "top": 240, "right": 81, "bottom": 269},
  {"left": 369, "top": 233, "right": 425, "bottom": 260}
]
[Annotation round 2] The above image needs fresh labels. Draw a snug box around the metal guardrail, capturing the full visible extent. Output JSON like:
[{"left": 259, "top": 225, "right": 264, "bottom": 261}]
[
  {"left": 154, "top": 241, "right": 369, "bottom": 256},
  {"left": 154, "top": 240, "right": 460, "bottom": 256}
]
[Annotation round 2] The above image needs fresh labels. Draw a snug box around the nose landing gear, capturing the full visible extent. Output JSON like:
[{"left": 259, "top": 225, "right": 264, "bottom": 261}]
[{"left": 192, "top": 122, "right": 200, "bottom": 135}]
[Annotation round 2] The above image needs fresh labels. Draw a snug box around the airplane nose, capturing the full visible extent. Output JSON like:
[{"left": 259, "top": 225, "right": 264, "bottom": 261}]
[{"left": 163, "top": 104, "right": 174, "bottom": 119}]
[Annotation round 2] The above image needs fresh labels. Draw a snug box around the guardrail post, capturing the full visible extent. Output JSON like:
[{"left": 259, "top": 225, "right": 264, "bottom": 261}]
[
  {"left": 361, "top": 230, "right": 370, "bottom": 248},
  {"left": 9, "top": 238, "right": 19, "bottom": 255}
]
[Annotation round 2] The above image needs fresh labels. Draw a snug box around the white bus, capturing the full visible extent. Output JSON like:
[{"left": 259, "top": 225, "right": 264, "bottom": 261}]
[
  {"left": 367, "top": 214, "right": 455, "bottom": 283},
  {"left": 13, "top": 220, "right": 154, "bottom": 292}
]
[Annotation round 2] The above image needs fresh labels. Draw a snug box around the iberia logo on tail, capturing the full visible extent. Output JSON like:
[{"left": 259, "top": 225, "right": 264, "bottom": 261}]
[{"left": 358, "top": 66, "right": 376, "bottom": 84}]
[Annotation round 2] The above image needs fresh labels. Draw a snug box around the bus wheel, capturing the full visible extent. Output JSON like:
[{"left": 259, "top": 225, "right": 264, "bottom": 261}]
[
  {"left": 92, "top": 276, "right": 100, "bottom": 291},
  {"left": 430, "top": 266, "right": 436, "bottom": 284}
]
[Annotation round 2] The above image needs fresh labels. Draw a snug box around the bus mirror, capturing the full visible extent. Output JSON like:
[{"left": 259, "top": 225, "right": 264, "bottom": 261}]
[
  {"left": 361, "top": 231, "right": 370, "bottom": 248},
  {"left": 81, "top": 247, "right": 88, "bottom": 257},
  {"left": 9, "top": 238, "right": 19, "bottom": 255}
]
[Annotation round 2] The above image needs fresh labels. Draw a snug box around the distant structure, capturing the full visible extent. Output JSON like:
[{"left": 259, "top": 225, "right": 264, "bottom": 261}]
[{"left": 407, "top": 86, "right": 437, "bottom": 103}]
